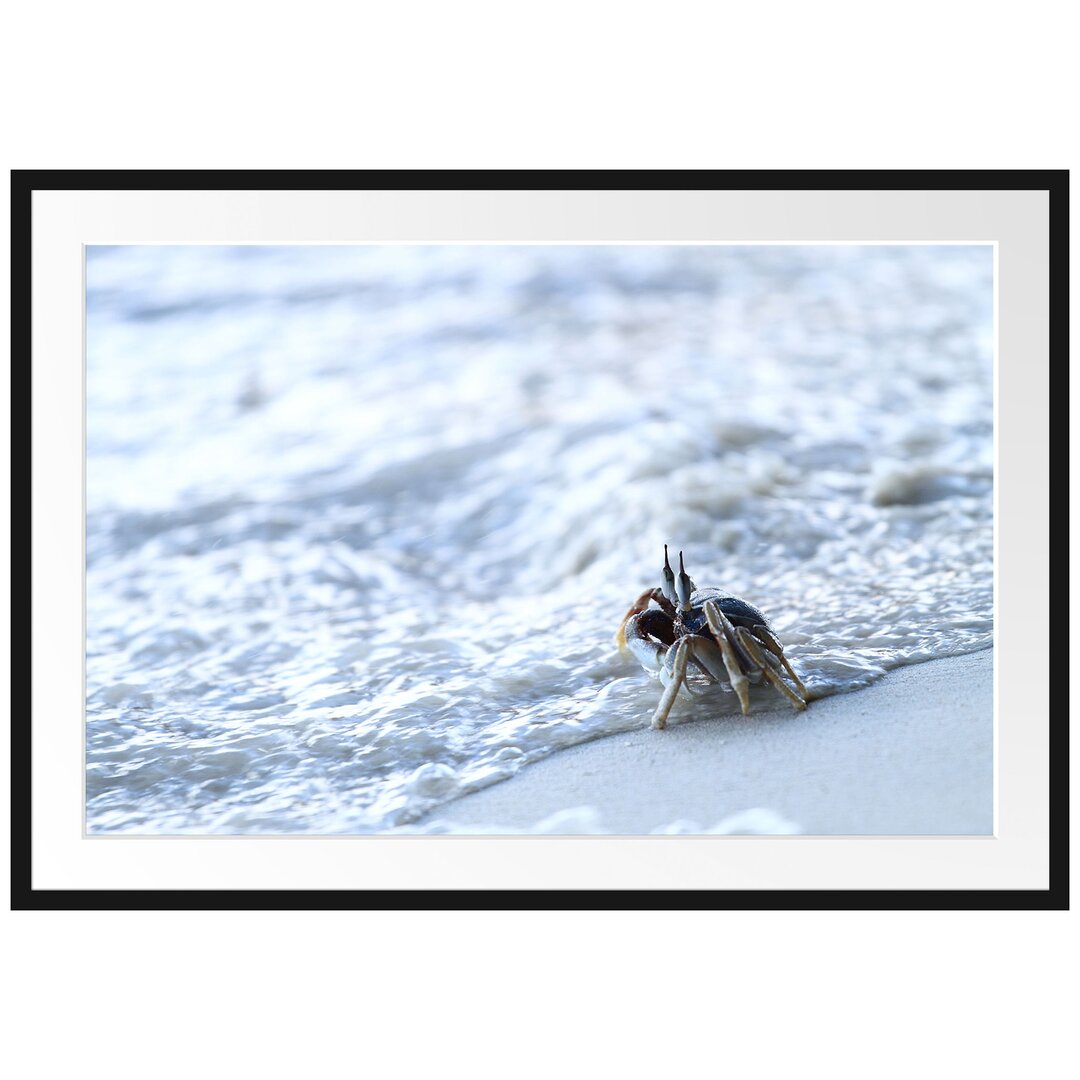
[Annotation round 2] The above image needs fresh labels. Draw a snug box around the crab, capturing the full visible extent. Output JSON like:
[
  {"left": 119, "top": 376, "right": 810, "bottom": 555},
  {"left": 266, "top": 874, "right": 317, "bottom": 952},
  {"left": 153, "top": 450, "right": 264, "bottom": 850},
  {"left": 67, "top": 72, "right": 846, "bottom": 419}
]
[{"left": 615, "top": 546, "right": 809, "bottom": 729}]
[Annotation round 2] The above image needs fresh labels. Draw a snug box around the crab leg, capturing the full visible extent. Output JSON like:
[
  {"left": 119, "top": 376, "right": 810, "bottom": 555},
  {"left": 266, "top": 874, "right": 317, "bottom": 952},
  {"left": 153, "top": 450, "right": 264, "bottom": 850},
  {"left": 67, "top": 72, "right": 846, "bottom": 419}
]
[
  {"left": 702, "top": 600, "right": 751, "bottom": 716},
  {"left": 659, "top": 655, "right": 704, "bottom": 698},
  {"left": 750, "top": 624, "right": 809, "bottom": 700},
  {"left": 651, "top": 638, "right": 690, "bottom": 730},
  {"left": 686, "top": 635, "right": 739, "bottom": 684},
  {"left": 663, "top": 636, "right": 716, "bottom": 689},
  {"left": 735, "top": 627, "right": 807, "bottom": 711}
]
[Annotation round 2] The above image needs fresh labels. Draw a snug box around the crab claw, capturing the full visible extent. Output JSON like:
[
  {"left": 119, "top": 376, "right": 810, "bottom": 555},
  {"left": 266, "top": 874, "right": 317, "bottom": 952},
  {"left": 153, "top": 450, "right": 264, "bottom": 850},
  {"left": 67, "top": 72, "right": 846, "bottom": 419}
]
[{"left": 616, "top": 588, "right": 661, "bottom": 652}]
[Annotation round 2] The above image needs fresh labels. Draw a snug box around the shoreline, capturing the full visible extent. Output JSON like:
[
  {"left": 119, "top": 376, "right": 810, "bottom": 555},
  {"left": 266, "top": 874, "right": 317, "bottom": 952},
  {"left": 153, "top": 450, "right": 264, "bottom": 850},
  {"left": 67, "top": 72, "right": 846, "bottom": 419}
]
[{"left": 416, "top": 650, "right": 994, "bottom": 835}]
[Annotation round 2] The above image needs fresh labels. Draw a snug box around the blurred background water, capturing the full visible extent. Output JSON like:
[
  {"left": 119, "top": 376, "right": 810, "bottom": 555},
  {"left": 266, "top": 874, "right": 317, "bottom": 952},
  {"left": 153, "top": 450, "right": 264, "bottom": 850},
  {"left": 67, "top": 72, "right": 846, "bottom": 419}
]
[{"left": 85, "top": 244, "right": 994, "bottom": 833}]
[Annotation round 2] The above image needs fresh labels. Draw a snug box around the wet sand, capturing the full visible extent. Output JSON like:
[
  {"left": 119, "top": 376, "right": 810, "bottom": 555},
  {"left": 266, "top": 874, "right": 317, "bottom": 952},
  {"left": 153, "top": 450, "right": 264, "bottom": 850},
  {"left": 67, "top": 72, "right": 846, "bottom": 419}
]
[{"left": 419, "top": 650, "right": 994, "bottom": 835}]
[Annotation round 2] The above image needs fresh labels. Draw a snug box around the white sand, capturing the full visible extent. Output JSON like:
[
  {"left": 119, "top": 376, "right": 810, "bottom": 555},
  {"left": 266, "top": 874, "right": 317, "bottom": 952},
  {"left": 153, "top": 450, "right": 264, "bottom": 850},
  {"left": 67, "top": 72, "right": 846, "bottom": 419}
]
[{"left": 420, "top": 650, "right": 993, "bottom": 835}]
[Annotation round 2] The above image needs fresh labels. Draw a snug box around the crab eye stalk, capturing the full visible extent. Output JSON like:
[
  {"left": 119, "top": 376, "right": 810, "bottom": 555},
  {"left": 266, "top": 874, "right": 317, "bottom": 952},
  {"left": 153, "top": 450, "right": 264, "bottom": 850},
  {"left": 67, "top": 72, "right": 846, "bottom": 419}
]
[
  {"left": 675, "top": 550, "right": 694, "bottom": 609},
  {"left": 661, "top": 544, "right": 677, "bottom": 604}
]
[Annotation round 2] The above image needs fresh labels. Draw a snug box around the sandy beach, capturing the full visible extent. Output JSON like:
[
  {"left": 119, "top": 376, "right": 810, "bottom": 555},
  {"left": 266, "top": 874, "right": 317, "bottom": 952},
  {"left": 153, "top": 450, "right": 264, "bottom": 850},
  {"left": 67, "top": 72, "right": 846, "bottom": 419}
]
[{"left": 419, "top": 650, "right": 994, "bottom": 835}]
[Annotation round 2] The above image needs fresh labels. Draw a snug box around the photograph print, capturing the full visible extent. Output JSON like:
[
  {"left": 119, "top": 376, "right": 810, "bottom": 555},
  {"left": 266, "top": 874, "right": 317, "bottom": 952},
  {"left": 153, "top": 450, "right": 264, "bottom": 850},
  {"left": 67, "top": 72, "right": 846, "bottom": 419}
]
[{"left": 84, "top": 242, "right": 994, "bottom": 837}]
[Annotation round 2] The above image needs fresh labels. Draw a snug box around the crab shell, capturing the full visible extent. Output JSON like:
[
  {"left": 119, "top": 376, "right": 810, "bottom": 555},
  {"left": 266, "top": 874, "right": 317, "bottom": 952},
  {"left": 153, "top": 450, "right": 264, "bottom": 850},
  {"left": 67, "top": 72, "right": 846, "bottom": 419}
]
[{"left": 678, "top": 588, "right": 770, "bottom": 637}]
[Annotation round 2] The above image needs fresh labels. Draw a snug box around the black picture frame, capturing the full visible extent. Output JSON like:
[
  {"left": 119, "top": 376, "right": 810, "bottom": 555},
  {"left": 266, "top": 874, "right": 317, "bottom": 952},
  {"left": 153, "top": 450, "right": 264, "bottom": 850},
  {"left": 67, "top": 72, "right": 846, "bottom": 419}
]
[{"left": 9, "top": 169, "right": 1068, "bottom": 911}]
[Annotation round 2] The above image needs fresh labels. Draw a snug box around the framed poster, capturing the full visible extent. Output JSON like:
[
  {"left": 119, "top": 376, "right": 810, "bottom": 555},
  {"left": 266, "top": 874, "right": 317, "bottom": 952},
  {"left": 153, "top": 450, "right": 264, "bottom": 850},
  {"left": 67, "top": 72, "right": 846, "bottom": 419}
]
[{"left": 10, "top": 170, "right": 1065, "bottom": 908}]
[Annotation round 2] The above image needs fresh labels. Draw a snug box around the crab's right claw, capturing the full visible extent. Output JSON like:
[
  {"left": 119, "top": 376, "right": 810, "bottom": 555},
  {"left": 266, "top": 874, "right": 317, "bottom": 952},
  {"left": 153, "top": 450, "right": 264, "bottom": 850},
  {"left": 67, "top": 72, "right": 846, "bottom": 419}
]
[{"left": 615, "top": 589, "right": 658, "bottom": 652}]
